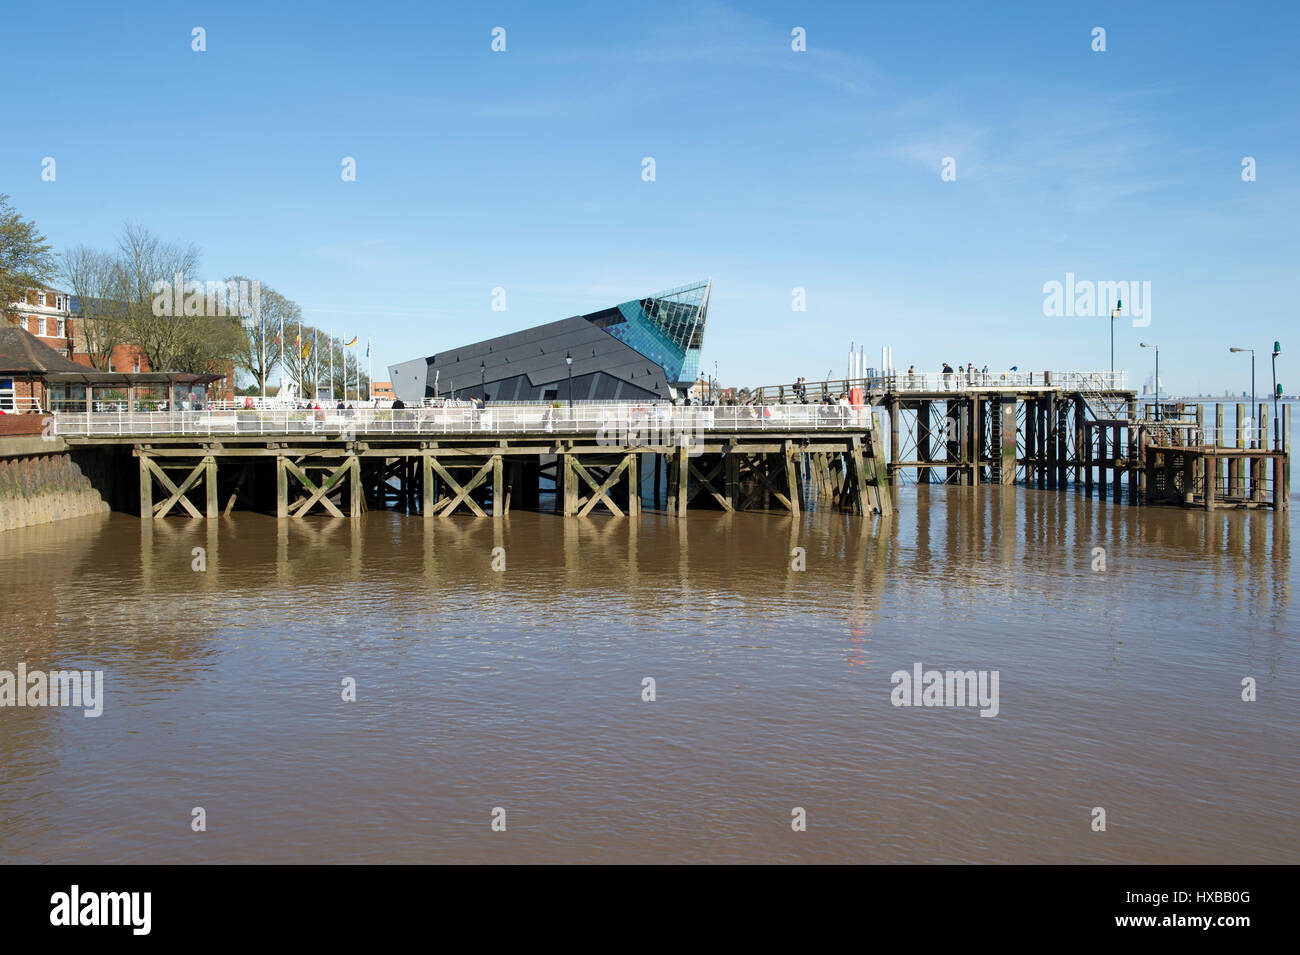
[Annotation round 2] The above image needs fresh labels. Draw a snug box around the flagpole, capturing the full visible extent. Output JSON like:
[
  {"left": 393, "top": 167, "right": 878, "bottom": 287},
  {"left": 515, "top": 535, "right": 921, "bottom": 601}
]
[
  {"left": 313, "top": 329, "right": 319, "bottom": 401},
  {"left": 329, "top": 331, "right": 334, "bottom": 401},
  {"left": 367, "top": 337, "right": 372, "bottom": 403}
]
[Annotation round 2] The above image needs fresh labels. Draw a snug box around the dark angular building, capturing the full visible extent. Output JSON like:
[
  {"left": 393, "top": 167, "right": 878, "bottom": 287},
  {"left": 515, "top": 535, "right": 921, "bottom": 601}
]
[{"left": 389, "top": 280, "right": 710, "bottom": 403}]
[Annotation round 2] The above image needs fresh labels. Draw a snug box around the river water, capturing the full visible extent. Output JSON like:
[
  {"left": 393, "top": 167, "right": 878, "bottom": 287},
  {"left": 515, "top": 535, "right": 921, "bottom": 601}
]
[{"left": 0, "top": 485, "right": 1294, "bottom": 863}]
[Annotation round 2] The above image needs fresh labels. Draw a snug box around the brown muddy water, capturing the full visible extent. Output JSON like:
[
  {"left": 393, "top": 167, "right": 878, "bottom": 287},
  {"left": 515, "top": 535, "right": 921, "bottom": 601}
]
[{"left": 0, "top": 486, "right": 1295, "bottom": 863}]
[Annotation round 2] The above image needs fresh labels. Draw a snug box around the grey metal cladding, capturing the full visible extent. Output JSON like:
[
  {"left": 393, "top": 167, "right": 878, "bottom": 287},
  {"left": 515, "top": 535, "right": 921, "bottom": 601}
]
[{"left": 419, "top": 316, "right": 671, "bottom": 399}]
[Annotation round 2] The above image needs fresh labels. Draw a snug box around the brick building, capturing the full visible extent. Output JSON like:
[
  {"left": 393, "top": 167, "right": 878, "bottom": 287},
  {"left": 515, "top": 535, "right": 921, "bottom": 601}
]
[{"left": 4, "top": 285, "right": 235, "bottom": 404}]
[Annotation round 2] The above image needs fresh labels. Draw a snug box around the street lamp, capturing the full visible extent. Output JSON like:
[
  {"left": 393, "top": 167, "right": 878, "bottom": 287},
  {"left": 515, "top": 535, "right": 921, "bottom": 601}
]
[
  {"left": 565, "top": 351, "right": 573, "bottom": 411},
  {"left": 1110, "top": 297, "right": 1122, "bottom": 377},
  {"left": 1140, "top": 342, "right": 1158, "bottom": 420},
  {"left": 1272, "top": 341, "right": 1282, "bottom": 450},
  {"left": 479, "top": 360, "right": 486, "bottom": 403}
]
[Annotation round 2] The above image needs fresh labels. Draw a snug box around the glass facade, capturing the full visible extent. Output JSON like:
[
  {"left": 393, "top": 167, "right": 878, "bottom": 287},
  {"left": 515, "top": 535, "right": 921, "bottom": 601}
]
[{"left": 592, "top": 279, "right": 710, "bottom": 386}]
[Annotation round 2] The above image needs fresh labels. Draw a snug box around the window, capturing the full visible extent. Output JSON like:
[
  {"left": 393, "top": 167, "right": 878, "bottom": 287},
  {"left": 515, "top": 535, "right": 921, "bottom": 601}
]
[{"left": 57, "top": 318, "right": 66, "bottom": 337}]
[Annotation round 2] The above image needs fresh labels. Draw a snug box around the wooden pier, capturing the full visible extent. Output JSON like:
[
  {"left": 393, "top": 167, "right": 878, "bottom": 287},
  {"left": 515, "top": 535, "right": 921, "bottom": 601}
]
[{"left": 50, "top": 404, "right": 892, "bottom": 522}]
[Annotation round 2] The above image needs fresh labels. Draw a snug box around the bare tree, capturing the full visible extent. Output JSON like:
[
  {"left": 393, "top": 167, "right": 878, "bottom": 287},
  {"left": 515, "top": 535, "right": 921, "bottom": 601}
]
[
  {"left": 116, "top": 223, "right": 201, "bottom": 372},
  {"left": 228, "top": 276, "right": 291, "bottom": 397},
  {"left": 60, "top": 245, "right": 128, "bottom": 369}
]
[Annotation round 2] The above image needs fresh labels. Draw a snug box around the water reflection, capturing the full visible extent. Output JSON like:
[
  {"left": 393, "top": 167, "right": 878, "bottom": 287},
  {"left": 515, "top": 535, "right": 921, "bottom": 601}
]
[{"left": 0, "top": 487, "right": 1295, "bottom": 863}]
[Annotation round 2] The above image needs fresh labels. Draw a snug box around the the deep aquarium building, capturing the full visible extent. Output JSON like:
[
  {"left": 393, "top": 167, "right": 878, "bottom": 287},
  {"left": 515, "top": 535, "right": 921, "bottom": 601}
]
[{"left": 389, "top": 280, "right": 711, "bottom": 403}]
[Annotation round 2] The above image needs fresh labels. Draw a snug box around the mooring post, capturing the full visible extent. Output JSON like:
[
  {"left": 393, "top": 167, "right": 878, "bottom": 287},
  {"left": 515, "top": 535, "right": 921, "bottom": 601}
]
[
  {"left": 627, "top": 451, "right": 639, "bottom": 516},
  {"left": 492, "top": 453, "right": 504, "bottom": 518},
  {"left": 970, "top": 395, "right": 981, "bottom": 487},
  {"left": 1205, "top": 454, "right": 1217, "bottom": 511},
  {"left": 726, "top": 445, "right": 738, "bottom": 511},
  {"left": 275, "top": 454, "right": 288, "bottom": 519},
  {"left": 1215, "top": 404, "right": 1225, "bottom": 497},
  {"left": 784, "top": 441, "right": 801, "bottom": 516},
  {"left": 205, "top": 454, "right": 218, "bottom": 519},
  {"left": 138, "top": 449, "right": 152, "bottom": 518},
  {"left": 916, "top": 400, "right": 931, "bottom": 484},
  {"left": 1283, "top": 404, "right": 1291, "bottom": 511},
  {"left": 1001, "top": 400, "right": 1017, "bottom": 485},
  {"left": 421, "top": 453, "right": 434, "bottom": 516},
  {"left": 889, "top": 397, "right": 900, "bottom": 482},
  {"left": 1256, "top": 404, "right": 1269, "bottom": 504},
  {"left": 675, "top": 445, "right": 688, "bottom": 519},
  {"left": 1233, "top": 402, "right": 1246, "bottom": 498},
  {"left": 349, "top": 454, "right": 362, "bottom": 518},
  {"left": 1046, "top": 398, "right": 1057, "bottom": 491},
  {"left": 1111, "top": 423, "right": 1121, "bottom": 503},
  {"left": 654, "top": 452, "right": 662, "bottom": 509},
  {"left": 565, "top": 452, "right": 579, "bottom": 517},
  {"left": 869, "top": 420, "right": 892, "bottom": 516}
]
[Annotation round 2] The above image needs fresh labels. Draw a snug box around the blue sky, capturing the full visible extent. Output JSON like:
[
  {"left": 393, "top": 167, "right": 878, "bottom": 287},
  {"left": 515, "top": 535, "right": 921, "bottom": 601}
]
[{"left": 5, "top": 1, "right": 1298, "bottom": 395}]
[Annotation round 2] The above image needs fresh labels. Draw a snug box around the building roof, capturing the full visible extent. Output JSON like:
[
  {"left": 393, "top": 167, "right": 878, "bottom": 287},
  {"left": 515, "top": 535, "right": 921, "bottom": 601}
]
[
  {"left": 0, "top": 324, "right": 91, "bottom": 374},
  {"left": 0, "top": 325, "right": 218, "bottom": 386}
]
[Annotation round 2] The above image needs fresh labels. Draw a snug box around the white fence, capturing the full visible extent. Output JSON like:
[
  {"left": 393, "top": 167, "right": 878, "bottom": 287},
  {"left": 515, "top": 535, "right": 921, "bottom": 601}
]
[
  {"left": 51, "top": 402, "right": 875, "bottom": 438},
  {"left": 756, "top": 370, "right": 1129, "bottom": 401}
]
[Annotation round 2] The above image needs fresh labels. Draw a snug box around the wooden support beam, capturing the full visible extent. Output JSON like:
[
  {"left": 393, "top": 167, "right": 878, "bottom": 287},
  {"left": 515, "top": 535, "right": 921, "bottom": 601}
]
[
  {"left": 276, "top": 455, "right": 288, "bottom": 518},
  {"left": 139, "top": 451, "right": 152, "bottom": 517},
  {"left": 675, "top": 446, "right": 688, "bottom": 519},
  {"left": 284, "top": 458, "right": 348, "bottom": 518},
  {"left": 627, "top": 452, "right": 639, "bottom": 516},
  {"left": 145, "top": 456, "right": 205, "bottom": 519},
  {"left": 687, "top": 455, "right": 732, "bottom": 511},
  {"left": 492, "top": 453, "right": 504, "bottom": 518},
  {"left": 349, "top": 454, "right": 363, "bottom": 518},
  {"left": 1001, "top": 400, "right": 1017, "bottom": 485},
  {"left": 725, "top": 448, "right": 738, "bottom": 512},
  {"left": 784, "top": 442, "right": 801, "bottom": 516},
  {"left": 422, "top": 453, "right": 434, "bottom": 516},
  {"left": 572, "top": 456, "right": 629, "bottom": 517},
  {"left": 428, "top": 457, "right": 490, "bottom": 517}
]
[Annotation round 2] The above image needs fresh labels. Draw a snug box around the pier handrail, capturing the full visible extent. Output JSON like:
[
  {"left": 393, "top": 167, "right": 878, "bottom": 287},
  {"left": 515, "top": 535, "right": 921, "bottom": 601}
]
[
  {"left": 49, "top": 402, "right": 876, "bottom": 439},
  {"left": 753, "top": 370, "right": 1128, "bottom": 403}
]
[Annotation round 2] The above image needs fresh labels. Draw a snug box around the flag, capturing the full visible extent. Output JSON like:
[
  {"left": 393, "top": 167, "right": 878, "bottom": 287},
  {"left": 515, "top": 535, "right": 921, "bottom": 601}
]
[
  {"left": 344, "top": 336, "right": 358, "bottom": 347},
  {"left": 366, "top": 338, "right": 370, "bottom": 357}
]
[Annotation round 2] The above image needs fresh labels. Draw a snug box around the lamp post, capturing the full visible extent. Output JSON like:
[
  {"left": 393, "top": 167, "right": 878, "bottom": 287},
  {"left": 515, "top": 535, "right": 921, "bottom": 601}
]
[
  {"left": 1110, "top": 297, "right": 1122, "bottom": 377},
  {"left": 479, "top": 360, "right": 486, "bottom": 404},
  {"left": 1272, "top": 341, "right": 1281, "bottom": 450},
  {"left": 1229, "top": 346, "right": 1255, "bottom": 442},
  {"left": 565, "top": 351, "right": 573, "bottom": 411},
  {"left": 1140, "top": 342, "right": 1158, "bottom": 420}
]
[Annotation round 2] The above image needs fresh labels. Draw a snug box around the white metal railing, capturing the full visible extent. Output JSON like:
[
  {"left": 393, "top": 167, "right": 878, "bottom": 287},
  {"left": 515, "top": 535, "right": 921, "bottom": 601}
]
[
  {"left": 49, "top": 402, "right": 875, "bottom": 438},
  {"left": 756, "top": 370, "right": 1129, "bottom": 402},
  {"left": 0, "top": 396, "right": 44, "bottom": 414}
]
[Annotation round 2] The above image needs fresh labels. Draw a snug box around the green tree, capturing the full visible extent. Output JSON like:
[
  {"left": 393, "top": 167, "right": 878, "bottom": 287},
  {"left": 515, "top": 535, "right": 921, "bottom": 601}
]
[{"left": 0, "top": 194, "right": 57, "bottom": 313}]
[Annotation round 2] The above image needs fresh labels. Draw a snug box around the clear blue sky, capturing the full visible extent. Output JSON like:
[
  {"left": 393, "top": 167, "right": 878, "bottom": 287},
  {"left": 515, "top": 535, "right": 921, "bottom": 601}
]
[{"left": 5, "top": 0, "right": 1297, "bottom": 395}]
